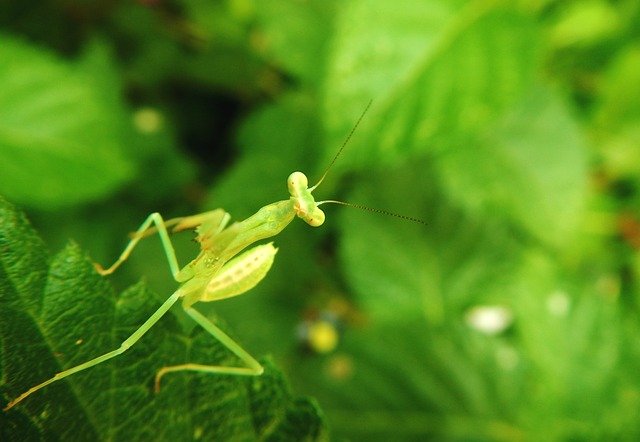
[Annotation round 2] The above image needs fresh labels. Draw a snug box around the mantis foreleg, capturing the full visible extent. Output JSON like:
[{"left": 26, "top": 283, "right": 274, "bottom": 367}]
[
  {"left": 95, "top": 212, "right": 182, "bottom": 278},
  {"left": 95, "top": 210, "right": 229, "bottom": 281}
]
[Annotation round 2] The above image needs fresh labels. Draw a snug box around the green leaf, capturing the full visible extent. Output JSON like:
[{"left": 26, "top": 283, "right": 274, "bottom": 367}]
[
  {"left": 0, "top": 35, "right": 135, "bottom": 209},
  {"left": 435, "top": 85, "right": 588, "bottom": 246},
  {"left": 319, "top": 1, "right": 585, "bottom": 246},
  {"left": 593, "top": 46, "right": 640, "bottom": 180},
  {"left": 0, "top": 197, "right": 327, "bottom": 441},
  {"left": 338, "top": 161, "right": 523, "bottom": 326},
  {"left": 322, "top": 0, "right": 540, "bottom": 167},
  {"left": 254, "top": 0, "right": 337, "bottom": 85},
  {"left": 321, "top": 199, "right": 636, "bottom": 440}
]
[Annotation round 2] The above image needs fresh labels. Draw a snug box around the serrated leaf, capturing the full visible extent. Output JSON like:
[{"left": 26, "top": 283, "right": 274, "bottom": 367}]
[
  {"left": 0, "top": 35, "right": 134, "bottom": 209},
  {"left": 0, "top": 197, "right": 327, "bottom": 441}
]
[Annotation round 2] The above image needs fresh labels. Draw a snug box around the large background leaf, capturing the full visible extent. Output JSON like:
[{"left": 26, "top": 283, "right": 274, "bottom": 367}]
[{"left": 0, "top": 35, "right": 135, "bottom": 209}]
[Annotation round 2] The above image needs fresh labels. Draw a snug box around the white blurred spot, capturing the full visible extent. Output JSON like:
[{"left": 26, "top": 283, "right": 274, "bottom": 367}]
[{"left": 465, "top": 305, "right": 513, "bottom": 335}]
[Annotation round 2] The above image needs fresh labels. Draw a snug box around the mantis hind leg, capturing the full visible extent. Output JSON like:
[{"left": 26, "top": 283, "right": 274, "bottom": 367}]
[
  {"left": 95, "top": 210, "right": 229, "bottom": 281},
  {"left": 3, "top": 291, "right": 183, "bottom": 410},
  {"left": 154, "top": 307, "right": 264, "bottom": 392}
]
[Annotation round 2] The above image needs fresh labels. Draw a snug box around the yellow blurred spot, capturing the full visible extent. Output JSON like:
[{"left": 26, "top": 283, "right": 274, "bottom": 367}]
[
  {"left": 133, "top": 108, "right": 163, "bottom": 134},
  {"left": 325, "top": 354, "right": 354, "bottom": 381},
  {"left": 308, "top": 320, "right": 338, "bottom": 354}
]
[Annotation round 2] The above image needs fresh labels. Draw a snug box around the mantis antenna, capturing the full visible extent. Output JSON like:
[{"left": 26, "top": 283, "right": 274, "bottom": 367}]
[
  {"left": 309, "top": 100, "right": 373, "bottom": 191},
  {"left": 311, "top": 99, "right": 427, "bottom": 226},
  {"left": 317, "top": 200, "right": 428, "bottom": 226}
]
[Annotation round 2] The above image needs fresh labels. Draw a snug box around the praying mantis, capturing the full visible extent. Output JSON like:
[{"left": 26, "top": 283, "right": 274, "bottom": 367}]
[{"left": 4, "top": 101, "right": 421, "bottom": 411}]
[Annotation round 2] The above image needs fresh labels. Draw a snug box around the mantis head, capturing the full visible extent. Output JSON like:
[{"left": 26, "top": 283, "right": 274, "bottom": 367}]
[
  {"left": 284, "top": 101, "right": 373, "bottom": 229},
  {"left": 288, "top": 171, "right": 325, "bottom": 227},
  {"left": 284, "top": 101, "right": 424, "bottom": 229}
]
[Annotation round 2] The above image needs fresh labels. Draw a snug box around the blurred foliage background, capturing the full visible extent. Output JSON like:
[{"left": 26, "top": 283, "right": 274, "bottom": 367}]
[{"left": 1, "top": 0, "right": 640, "bottom": 440}]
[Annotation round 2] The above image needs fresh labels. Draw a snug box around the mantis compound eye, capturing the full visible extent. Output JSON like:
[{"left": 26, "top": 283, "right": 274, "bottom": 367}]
[
  {"left": 306, "top": 207, "right": 325, "bottom": 227},
  {"left": 287, "top": 172, "right": 308, "bottom": 197}
]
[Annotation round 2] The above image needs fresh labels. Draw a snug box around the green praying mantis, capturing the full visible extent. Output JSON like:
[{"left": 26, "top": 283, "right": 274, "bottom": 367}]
[{"left": 4, "top": 101, "right": 422, "bottom": 411}]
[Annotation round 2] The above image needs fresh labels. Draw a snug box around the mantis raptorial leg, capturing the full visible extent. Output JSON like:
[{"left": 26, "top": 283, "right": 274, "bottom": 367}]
[
  {"left": 94, "top": 209, "right": 230, "bottom": 279},
  {"left": 4, "top": 100, "right": 422, "bottom": 411}
]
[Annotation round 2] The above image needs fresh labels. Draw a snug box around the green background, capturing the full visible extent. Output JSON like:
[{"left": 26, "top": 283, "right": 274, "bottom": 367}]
[{"left": 2, "top": 0, "right": 640, "bottom": 440}]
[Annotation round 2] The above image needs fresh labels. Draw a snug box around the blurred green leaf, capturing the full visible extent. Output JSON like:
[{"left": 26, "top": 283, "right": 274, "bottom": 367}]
[
  {"left": 594, "top": 46, "right": 640, "bottom": 180},
  {"left": 339, "top": 162, "right": 523, "bottom": 325},
  {"left": 549, "top": 0, "right": 622, "bottom": 48},
  {"left": 0, "top": 197, "right": 327, "bottom": 441},
  {"left": 436, "top": 85, "right": 587, "bottom": 246},
  {"left": 310, "top": 205, "right": 638, "bottom": 440},
  {"left": 322, "top": 1, "right": 540, "bottom": 167},
  {"left": 254, "top": 0, "right": 336, "bottom": 85},
  {"left": 319, "top": 1, "right": 585, "bottom": 246},
  {"left": 0, "top": 35, "right": 135, "bottom": 209}
]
